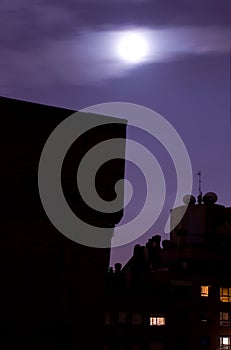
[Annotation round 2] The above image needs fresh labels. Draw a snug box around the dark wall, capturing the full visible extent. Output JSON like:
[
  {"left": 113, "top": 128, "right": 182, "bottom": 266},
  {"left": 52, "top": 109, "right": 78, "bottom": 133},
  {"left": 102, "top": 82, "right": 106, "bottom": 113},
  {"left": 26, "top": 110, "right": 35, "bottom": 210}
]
[{"left": 0, "top": 97, "right": 127, "bottom": 349}]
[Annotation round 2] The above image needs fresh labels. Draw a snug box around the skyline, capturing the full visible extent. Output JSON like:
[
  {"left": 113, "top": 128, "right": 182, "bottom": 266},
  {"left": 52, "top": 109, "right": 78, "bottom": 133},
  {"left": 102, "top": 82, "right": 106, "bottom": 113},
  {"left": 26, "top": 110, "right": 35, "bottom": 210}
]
[{"left": 0, "top": 0, "right": 231, "bottom": 266}]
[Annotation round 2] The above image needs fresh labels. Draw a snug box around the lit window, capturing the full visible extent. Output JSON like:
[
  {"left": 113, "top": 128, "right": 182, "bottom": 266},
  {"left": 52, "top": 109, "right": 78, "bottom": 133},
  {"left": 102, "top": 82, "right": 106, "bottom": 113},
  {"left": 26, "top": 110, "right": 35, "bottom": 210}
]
[
  {"left": 220, "top": 288, "right": 231, "bottom": 302},
  {"left": 220, "top": 336, "right": 231, "bottom": 347},
  {"left": 201, "top": 286, "right": 209, "bottom": 297},
  {"left": 220, "top": 312, "right": 230, "bottom": 327},
  {"left": 131, "top": 313, "right": 142, "bottom": 325},
  {"left": 150, "top": 316, "right": 165, "bottom": 326},
  {"left": 118, "top": 311, "right": 126, "bottom": 324}
]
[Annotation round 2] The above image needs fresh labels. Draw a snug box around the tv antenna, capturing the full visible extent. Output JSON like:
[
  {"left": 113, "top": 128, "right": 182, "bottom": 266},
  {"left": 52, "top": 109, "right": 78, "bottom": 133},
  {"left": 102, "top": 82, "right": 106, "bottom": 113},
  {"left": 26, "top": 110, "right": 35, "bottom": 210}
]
[
  {"left": 196, "top": 171, "right": 202, "bottom": 204},
  {"left": 229, "top": 51, "right": 231, "bottom": 160}
]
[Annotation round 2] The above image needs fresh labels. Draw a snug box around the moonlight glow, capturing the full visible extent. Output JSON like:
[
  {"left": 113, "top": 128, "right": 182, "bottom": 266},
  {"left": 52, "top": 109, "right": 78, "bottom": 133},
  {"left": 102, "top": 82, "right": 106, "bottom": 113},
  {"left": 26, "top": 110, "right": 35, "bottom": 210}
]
[{"left": 117, "top": 31, "right": 149, "bottom": 64}]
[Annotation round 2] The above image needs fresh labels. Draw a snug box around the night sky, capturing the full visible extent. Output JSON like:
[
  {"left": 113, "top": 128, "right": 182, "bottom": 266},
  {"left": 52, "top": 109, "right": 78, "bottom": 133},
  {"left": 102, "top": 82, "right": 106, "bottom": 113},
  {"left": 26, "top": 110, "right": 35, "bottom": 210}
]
[{"left": 0, "top": 0, "right": 231, "bottom": 266}]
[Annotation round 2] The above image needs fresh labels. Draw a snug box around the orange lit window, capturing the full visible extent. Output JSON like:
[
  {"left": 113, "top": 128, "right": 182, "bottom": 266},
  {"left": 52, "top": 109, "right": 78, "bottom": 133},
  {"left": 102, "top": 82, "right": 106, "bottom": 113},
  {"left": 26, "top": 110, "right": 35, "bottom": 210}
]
[
  {"left": 150, "top": 316, "right": 165, "bottom": 326},
  {"left": 220, "top": 288, "right": 231, "bottom": 303},
  {"left": 220, "top": 312, "right": 230, "bottom": 327},
  {"left": 201, "top": 286, "right": 209, "bottom": 297}
]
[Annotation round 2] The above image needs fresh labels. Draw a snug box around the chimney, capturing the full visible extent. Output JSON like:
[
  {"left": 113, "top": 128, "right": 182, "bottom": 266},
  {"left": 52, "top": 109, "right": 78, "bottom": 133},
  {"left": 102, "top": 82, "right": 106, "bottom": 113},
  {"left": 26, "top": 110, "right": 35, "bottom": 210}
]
[
  {"left": 162, "top": 240, "right": 171, "bottom": 250},
  {"left": 152, "top": 235, "right": 161, "bottom": 248},
  {"left": 114, "top": 263, "right": 122, "bottom": 273}
]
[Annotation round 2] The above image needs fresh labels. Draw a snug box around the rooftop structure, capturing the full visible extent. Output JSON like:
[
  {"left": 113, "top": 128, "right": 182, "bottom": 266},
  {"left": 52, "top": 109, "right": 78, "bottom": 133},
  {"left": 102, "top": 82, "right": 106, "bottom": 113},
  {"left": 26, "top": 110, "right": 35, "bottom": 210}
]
[{"left": 105, "top": 193, "right": 231, "bottom": 350}]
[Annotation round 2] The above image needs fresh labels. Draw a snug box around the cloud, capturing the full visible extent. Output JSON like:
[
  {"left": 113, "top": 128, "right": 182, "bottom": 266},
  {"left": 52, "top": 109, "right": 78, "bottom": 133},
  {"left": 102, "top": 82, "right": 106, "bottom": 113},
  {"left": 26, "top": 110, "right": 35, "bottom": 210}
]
[
  {"left": 1, "top": 0, "right": 231, "bottom": 51},
  {"left": 0, "top": 27, "right": 231, "bottom": 90},
  {"left": 152, "top": 26, "right": 231, "bottom": 57},
  {"left": 0, "top": 25, "right": 231, "bottom": 92},
  {"left": 0, "top": 0, "right": 231, "bottom": 91}
]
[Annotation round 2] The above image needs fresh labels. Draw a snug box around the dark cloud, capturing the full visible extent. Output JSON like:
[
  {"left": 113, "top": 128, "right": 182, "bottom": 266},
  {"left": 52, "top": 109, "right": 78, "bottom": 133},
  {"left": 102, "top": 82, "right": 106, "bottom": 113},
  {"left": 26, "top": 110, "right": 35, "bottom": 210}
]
[{"left": 1, "top": 0, "right": 231, "bottom": 50}]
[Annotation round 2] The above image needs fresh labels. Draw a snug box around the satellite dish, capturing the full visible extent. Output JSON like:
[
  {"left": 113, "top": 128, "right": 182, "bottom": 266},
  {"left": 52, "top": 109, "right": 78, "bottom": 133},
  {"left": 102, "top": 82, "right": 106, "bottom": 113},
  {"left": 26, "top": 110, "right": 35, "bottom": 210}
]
[
  {"left": 183, "top": 194, "right": 196, "bottom": 205},
  {"left": 203, "top": 192, "right": 218, "bottom": 204}
]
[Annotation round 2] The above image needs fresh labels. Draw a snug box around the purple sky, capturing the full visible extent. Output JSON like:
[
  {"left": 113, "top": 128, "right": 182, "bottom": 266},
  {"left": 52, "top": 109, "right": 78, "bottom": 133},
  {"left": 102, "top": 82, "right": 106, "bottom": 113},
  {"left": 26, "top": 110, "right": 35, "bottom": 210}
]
[{"left": 0, "top": 0, "right": 231, "bottom": 266}]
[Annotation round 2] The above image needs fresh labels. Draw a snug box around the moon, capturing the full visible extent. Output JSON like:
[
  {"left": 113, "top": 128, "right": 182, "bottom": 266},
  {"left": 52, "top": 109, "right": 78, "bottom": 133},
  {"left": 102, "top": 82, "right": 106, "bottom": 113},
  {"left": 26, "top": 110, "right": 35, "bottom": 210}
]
[{"left": 117, "top": 31, "right": 149, "bottom": 64}]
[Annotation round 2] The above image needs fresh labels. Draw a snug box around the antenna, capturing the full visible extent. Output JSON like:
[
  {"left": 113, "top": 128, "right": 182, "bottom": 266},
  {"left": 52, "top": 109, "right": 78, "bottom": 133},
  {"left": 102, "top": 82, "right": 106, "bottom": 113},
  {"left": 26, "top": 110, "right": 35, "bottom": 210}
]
[
  {"left": 196, "top": 171, "right": 202, "bottom": 204},
  {"left": 197, "top": 171, "right": 202, "bottom": 195},
  {"left": 229, "top": 51, "right": 231, "bottom": 129},
  {"left": 229, "top": 51, "right": 231, "bottom": 159}
]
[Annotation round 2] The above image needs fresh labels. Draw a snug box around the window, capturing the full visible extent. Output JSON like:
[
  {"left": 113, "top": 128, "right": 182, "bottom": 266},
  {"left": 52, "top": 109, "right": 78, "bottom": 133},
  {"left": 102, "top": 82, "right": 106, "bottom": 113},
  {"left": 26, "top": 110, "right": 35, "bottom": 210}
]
[
  {"left": 131, "top": 345, "right": 141, "bottom": 350},
  {"left": 150, "top": 316, "right": 165, "bottom": 326},
  {"left": 201, "top": 336, "right": 209, "bottom": 346},
  {"left": 220, "top": 336, "right": 231, "bottom": 347},
  {"left": 200, "top": 313, "right": 208, "bottom": 323},
  {"left": 220, "top": 312, "right": 230, "bottom": 327},
  {"left": 149, "top": 341, "right": 165, "bottom": 350},
  {"left": 201, "top": 286, "right": 209, "bottom": 297},
  {"left": 131, "top": 313, "right": 142, "bottom": 325},
  {"left": 118, "top": 312, "right": 126, "bottom": 324},
  {"left": 182, "top": 261, "right": 187, "bottom": 270},
  {"left": 105, "top": 312, "right": 111, "bottom": 325},
  {"left": 220, "top": 288, "right": 231, "bottom": 302}
]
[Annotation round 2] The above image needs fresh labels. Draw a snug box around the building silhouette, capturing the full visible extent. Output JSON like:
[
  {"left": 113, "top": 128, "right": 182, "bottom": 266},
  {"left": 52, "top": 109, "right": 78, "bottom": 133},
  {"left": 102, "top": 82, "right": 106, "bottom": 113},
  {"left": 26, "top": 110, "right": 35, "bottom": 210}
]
[
  {"left": 0, "top": 97, "right": 127, "bottom": 350},
  {"left": 105, "top": 193, "right": 231, "bottom": 350}
]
